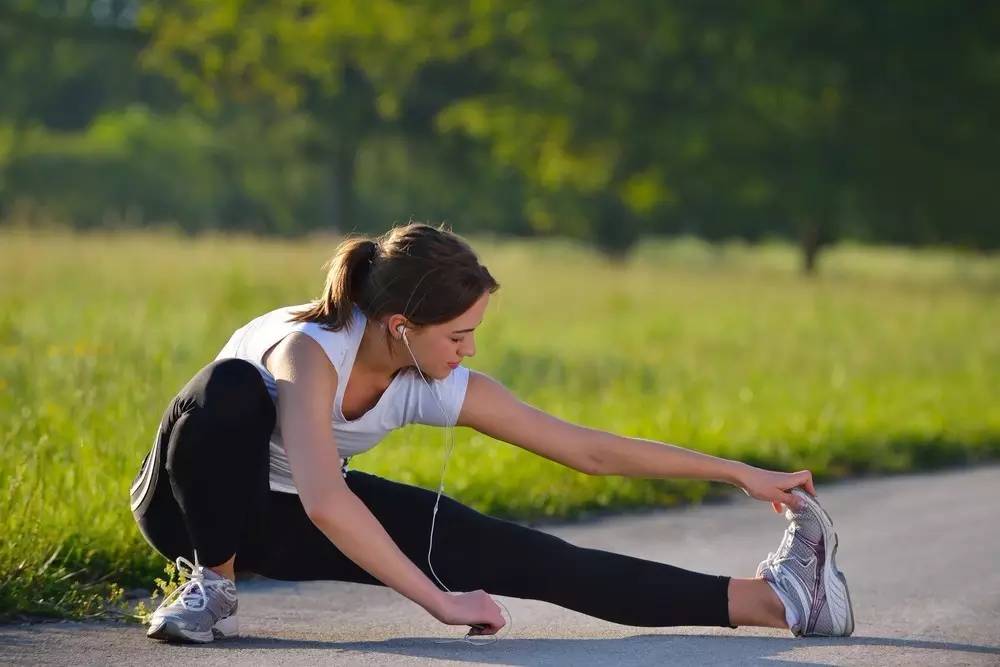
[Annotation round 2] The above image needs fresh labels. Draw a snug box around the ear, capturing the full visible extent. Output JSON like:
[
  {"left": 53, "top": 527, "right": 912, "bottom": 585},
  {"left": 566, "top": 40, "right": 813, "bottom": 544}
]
[{"left": 386, "top": 314, "right": 410, "bottom": 339}]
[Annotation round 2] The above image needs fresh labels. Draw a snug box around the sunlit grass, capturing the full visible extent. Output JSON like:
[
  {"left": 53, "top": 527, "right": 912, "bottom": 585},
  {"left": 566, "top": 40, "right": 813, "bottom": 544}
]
[{"left": 1, "top": 226, "right": 997, "bottom": 621}]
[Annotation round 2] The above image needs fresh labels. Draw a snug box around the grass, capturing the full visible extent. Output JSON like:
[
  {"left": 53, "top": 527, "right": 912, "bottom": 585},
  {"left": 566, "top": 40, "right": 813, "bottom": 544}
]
[{"left": 1, "top": 226, "right": 997, "bottom": 622}]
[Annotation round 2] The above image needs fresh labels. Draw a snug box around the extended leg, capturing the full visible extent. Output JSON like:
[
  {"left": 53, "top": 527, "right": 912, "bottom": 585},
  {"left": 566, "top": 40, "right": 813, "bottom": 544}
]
[{"left": 246, "top": 470, "right": 742, "bottom": 629}]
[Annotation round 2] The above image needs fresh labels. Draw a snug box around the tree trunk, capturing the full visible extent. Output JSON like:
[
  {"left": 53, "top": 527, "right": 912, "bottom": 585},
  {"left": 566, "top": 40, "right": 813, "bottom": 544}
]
[
  {"left": 327, "top": 140, "right": 359, "bottom": 233},
  {"left": 800, "top": 219, "right": 823, "bottom": 275},
  {"left": 0, "top": 118, "right": 26, "bottom": 219}
]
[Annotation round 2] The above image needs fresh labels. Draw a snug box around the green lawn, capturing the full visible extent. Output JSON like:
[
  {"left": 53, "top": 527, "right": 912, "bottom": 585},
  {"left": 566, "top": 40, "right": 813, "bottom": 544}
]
[{"left": 1, "top": 227, "right": 997, "bottom": 621}]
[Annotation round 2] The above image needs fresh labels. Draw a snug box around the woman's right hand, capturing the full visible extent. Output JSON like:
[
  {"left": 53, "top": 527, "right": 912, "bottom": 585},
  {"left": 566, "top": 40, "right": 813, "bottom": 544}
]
[
  {"left": 432, "top": 589, "right": 505, "bottom": 636},
  {"left": 734, "top": 463, "right": 816, "bottom": 513}
]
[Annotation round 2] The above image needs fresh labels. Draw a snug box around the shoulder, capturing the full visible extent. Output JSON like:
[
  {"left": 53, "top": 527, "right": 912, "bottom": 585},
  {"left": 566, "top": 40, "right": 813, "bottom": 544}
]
[
  {"left": 272, "top": 309, "right": 359, "bottom": 373},
  {"left": 265, "top": 331, "right": 339, "bottom": 388}
]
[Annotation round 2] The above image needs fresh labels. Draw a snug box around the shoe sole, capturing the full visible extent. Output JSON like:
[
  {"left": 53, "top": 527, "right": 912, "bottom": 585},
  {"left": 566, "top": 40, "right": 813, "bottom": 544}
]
[
  {"left": 147, "top": 614, "right": 239, "bottom": 643},
  {"left": 791, "top": 488, "right": 855, "bottom": 636}
]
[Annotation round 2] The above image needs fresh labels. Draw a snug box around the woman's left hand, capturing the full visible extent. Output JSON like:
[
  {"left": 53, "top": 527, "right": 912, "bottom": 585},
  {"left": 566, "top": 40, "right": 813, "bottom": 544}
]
[{"left": 734, "top": 464, "right": 817, "bottom": 513}]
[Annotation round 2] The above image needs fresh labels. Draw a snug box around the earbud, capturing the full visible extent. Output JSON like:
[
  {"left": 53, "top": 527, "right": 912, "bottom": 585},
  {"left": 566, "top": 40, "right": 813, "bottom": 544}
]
[{"left": 396, "top": 324, "right": 406, "bottom": 337}]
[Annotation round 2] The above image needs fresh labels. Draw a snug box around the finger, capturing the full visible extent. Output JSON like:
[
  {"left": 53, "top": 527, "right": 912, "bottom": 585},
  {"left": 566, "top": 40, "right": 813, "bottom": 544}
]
[
  {"left": 802, "top": 472, "right": 817, "bottom": 496},
  {"left": 772, "top": 501, "right": 782, "bottom": 513},
  {"left": 780, "top": 490, "right": 802, "bottom": 511},
  {"left": 792, "top": 470, "right": 815, "bottom": 496}
]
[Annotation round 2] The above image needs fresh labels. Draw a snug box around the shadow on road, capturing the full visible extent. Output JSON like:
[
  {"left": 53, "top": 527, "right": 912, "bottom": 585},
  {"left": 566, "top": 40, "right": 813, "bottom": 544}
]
[{"left": 177, "top": 632, "right": 1000, "bottom": 665}]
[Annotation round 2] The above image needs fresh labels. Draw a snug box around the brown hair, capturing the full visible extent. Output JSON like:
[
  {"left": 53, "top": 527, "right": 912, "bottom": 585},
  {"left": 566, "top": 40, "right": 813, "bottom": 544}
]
[{"left": 288, "top": 221, "right": 500, "bottom": 356}]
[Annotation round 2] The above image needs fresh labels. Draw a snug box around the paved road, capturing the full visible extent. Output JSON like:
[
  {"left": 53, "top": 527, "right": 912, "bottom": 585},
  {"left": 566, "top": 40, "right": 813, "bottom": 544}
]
[{"left": 3, "top": 464, "right": 999, "bottom": 666}]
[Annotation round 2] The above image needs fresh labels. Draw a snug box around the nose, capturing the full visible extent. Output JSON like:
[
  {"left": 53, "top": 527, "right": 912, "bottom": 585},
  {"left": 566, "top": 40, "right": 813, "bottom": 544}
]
[{"left": 461, "top": 337, "right": 476, "bottom": 358}]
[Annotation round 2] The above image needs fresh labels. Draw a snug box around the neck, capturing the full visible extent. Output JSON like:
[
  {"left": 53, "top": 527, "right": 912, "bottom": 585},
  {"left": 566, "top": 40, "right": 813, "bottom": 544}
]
[{"left": 354, "top": 319, "right": 412, "bottom": 383}]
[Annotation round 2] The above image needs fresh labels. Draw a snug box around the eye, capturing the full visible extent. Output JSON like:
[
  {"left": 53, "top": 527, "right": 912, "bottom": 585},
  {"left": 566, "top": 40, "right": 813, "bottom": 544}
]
[{"left": 450, "top": 338, "right": 462, "bottom": 343}]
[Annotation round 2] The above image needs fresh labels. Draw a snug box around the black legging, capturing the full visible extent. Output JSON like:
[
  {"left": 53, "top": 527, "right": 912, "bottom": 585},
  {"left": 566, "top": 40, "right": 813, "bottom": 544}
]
[{"left": 130, "top": 358, "right": 736, "bottom": 629}]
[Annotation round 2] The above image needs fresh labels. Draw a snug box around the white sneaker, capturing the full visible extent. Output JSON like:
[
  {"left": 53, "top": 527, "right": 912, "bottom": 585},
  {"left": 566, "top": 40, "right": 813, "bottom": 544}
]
[
  {"left": 146, "top": 554, "right": 239, "bottom": 643},
  {"left": 756, "top": 488, "right": 855, "bottom": 637}
]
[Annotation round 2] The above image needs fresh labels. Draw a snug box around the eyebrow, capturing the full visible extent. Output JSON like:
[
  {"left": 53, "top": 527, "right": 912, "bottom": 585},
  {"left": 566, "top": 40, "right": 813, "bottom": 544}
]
[{"left": 452, "top": 321, "right": 482, "bottom": 334}]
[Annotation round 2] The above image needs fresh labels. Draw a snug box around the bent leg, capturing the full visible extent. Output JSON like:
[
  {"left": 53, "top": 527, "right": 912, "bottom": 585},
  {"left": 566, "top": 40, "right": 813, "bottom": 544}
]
[
  {"left": 244, "top": 470, "right": 734, "bottom": 629},
  {"left": 131, "top": 358, "right": 276, "bottom": 568}
]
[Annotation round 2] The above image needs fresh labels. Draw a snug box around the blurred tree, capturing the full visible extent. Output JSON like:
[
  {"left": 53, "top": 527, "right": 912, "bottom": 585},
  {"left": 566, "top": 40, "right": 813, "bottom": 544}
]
[
  {"left": 0, "top": 0, "right": 162, "bottom": 215},
  {"left": 724, "top": 0, "right": 1000, "bottom": 270},
  {"left": 845, "top": 1, "right": 1000, "bottom": 253},
  {"left": 0, "top": 1, "right": 329, "bottom": 231},
  {"left": 3, "top": 0, "right": 997, "bottom": 267},
  {"left": 136, "top": 0, "right": 502, "bottom": 233}
]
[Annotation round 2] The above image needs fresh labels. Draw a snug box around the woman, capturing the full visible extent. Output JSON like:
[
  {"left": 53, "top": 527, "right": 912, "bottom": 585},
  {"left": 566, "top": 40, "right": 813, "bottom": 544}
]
[{"left": 130, "top": 222, "right": 854, "bottom": 644}]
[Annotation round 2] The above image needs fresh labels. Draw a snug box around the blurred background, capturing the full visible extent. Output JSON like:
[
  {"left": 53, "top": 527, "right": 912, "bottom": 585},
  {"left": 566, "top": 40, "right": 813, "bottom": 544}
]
[
  {"left": 0, "top": 0, "right": 997, "bottom": 622},
  {"left": 2, "top": 0, "right": 998, "bottom": 264}
]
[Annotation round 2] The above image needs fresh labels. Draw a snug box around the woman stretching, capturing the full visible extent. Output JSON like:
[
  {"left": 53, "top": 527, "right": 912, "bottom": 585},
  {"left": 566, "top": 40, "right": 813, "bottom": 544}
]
[{"left": 130, "top": 222, "right": 855, "bottom": 644}]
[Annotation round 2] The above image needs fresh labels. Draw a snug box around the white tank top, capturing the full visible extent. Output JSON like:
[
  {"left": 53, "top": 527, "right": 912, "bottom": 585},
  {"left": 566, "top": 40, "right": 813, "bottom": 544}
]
[{"left": 214, "top": 302, "right": 471, "bottom": 494}]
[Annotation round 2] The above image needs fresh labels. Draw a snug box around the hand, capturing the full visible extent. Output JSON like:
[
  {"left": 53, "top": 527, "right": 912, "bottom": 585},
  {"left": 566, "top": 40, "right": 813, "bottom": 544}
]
[
  {"left": 734, "top": 463, "right": 816, "bottom": 513},
  {"left": 431, "top": 589, "right": 505, "bottom": 636}
]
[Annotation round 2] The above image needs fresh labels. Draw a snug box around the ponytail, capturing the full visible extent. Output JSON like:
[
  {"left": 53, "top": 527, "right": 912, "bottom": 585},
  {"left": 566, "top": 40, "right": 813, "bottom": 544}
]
[{"left": 287, "top": 235, "right": 380, "bottom": 332}]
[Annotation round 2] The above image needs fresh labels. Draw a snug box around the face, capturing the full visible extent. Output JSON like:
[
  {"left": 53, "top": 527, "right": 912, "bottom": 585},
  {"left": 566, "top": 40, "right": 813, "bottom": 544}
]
[{"left": 391, "top": 291, "right": 489, "bottom": 380}]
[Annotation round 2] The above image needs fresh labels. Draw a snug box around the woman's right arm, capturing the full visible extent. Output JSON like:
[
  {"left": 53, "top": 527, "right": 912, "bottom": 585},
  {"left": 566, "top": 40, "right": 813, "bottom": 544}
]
[{"left": 265, "top": 333, "right": 504, "bottom": 633}]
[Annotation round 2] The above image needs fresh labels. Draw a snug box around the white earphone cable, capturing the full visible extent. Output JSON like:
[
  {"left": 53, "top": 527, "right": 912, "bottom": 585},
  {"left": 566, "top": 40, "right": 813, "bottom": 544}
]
[{"left": 399, "top": 325, "right": 512, "bottom": 645}]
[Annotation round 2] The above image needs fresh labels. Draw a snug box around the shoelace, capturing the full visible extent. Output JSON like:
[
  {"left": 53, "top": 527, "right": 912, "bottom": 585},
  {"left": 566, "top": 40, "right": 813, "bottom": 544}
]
[
  {"left": 159, "top": 553, "right": 236, "bottom": 612},
  {"left": 758, "top": 512, "right": 802, "bottom": 573}
]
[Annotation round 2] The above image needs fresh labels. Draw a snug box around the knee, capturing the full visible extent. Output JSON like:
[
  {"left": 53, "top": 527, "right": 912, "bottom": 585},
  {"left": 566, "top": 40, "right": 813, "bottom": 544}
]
[{"left": 188, "top": 358, "right": 275, "bottom": 427}]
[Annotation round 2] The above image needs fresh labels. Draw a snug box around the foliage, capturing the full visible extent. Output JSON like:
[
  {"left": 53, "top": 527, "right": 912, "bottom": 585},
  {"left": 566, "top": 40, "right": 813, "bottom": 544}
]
[{"left": 1, "top": 2, "right": 998, "bottom": 265}]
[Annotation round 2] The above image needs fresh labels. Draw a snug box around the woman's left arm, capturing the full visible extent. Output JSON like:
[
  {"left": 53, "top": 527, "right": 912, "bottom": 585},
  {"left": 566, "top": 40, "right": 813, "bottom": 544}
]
[
  {"left": 590, "top": 433, "right": 816, "bottom": 512},
  {"left": 458, "top": 370, "right": 815, "bottom": 513}
]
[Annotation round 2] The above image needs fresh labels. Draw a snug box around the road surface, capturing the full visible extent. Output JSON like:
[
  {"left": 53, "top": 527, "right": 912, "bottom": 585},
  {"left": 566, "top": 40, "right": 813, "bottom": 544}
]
[{"left": 2, "top": 464, "right": 998, "bottom": 666}]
